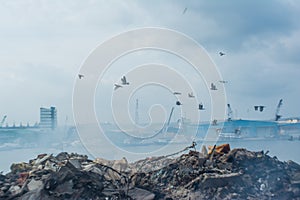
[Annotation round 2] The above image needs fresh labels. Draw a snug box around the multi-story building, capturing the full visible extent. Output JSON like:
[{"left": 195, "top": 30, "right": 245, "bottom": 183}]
[{"left": 39, "top": 107, "right": 57, "bottom": 129}]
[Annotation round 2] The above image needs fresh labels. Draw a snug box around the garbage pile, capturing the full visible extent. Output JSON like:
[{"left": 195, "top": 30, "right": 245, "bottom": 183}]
[{"left": 0, "top": 144, "right": 300, "bottom": 200}]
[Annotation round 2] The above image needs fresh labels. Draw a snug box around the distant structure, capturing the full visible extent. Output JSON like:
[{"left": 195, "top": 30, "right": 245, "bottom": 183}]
[
  {"left": 275, "top": 99, "right": 283, "bottom": 121},
  {"left": 210, "top": 83, "right": 217, "bottom": 90},
  {"left": 227, "top": 104, "right": 233, "bottom": 121},
  {"left": 254, "top": 105, "right": 265, "bottom": 112},
  {"left": 39, "top": 107, "right": 57, "bottom": 130},
  {"left": 0, "top": 115, "right": 7, "bottom": 127},
  {"left": 134, "top": 99, "right": 139, "bottom": 126}
]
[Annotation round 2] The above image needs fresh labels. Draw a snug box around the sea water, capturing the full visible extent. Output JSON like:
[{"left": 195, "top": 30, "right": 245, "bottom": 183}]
[{"left": 0, "top": 127, "right": 299, "bottom": 173}]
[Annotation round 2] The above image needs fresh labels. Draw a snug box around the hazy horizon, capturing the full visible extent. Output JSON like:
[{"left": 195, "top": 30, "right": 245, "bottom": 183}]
[{"left": 1, "top": 1, "right": 300, "bottom": 126}]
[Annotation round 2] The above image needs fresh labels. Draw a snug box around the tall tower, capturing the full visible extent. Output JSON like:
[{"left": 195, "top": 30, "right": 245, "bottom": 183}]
[
  {"left": 134, "top": 99, "right": 139, "bottom": 126},
  {"left": 39, "top": 106, "right": 57, "bottom": 130}
]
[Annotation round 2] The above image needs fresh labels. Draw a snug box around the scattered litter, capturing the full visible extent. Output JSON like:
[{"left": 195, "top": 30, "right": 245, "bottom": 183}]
[{"left": 0, "top": 145, "right": 300, "bottom": 199}]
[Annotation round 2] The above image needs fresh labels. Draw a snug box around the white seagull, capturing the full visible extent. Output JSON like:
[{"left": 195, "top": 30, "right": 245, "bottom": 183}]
[
  {"left": 114, "top": 84, "right": 123, "bottom": 90},
  {"left": 219, "top": 80, "right": 228, "bottom": 84},
  {"left": 121, "top": 76, "right": 129, "bottom": 85},
  {"left": 173, "top": 92, "right": 182, "bottom": 95},
  {"left": 188, "top": 92, "right": 195, "bottom": 98}
]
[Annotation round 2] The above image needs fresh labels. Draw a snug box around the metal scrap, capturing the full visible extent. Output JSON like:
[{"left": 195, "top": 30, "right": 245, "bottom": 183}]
[{"left": 0, "top": 144, "right": 300, "bottom": 200}]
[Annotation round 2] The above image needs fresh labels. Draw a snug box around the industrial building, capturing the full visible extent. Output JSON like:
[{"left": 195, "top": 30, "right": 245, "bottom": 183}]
[{"left": 39, "top": 107, "right": 57, "bottom": 129}]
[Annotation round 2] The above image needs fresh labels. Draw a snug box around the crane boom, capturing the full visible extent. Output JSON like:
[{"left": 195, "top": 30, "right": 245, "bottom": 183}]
[
  {"left": 167, "top": 107, "right": 175, "bottom": 126},
  {"left": 227, "top": 104, "right": 233, "bottom": 121},
  {"left": 0, "top": 115, "right": 7, "bottom": 127},
  {"left": 161, "top": 107, "right": 175, "bottom": 133},
  {"left": 275, "top": 99, "right": 283, "bottom": 121}
]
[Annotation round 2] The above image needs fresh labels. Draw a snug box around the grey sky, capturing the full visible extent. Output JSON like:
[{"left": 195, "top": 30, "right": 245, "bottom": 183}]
[{"left": 0, "top": 0, "right": 300, "bottom": 125}]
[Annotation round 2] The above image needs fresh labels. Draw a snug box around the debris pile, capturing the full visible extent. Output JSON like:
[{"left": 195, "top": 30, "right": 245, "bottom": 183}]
[
  {"left": 1, "top": 145, "right": 300, "bottom": 200},
  {"left": 134, "top": 147, "right": 300, "bottom": 199}
]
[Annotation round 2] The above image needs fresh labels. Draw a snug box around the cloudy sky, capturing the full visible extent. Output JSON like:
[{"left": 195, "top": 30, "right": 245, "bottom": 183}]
[{"left": 1, "top": 0, "right": 300, "bottom": 126}]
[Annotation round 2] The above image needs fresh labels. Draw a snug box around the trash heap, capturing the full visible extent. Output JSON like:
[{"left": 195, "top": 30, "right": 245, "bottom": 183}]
[{"left": 0, "top": 145, "right": 300, "bottom": 200}]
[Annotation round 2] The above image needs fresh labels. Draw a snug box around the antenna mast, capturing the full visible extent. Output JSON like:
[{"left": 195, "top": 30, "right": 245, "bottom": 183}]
[{"left": 134, "top": 99, "right": 139, "bottom": 126}]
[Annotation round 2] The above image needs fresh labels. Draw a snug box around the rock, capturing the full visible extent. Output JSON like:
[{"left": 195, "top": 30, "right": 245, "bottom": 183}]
[
  {"left": 55, "top": 152, "right": 69, "bottom": 161},
  {"left": 27, "top": 179, "right": 44, "bottom": 191},
  {"left": 33, "top": 154, "right": 52, "bottom": 166},
  {"left": 112, "top": 157, "right": 129, "bottom": 172},
  {"left": 68, "top": 159, "right": 81, "bottom": 169},
  {"left": 52, "top": 179, "right": 74, "bottom": 196},
  {"left": 201, "top": 145, "right": 208, "bottom": 156},
  {"left": 10, "top": 162, "right": 31, "bottom": 173},
  {"left": 292, "top": 186, "right": 300, "bottom": 197},
  {"left": 286, "top": 160, "right": 300, "bottom": 170},
  {"left": 17, "top": 172, "right": 29, "bottom": 186},
  {"left": 94, "top": 157, "right": 111, "bottom": 166},
  {"left": 201, "top": 172, "right": 241, "bottom": 189},
  {"left": 8, "top": 185, "right": 21, "bottom": 195},
  {"left": 188, "top": 191, "right": 203, "bottom": 199},
  {"left": 128, "top": 187, "right": 155, "bottom": 200},
  {"left": 43, "top": 160, "right": 57, "bottom": 172},
  {"left": 0, "top": 174, "right": 6, "bottom": 182},
  {"left": 260, "top": 183, "right": 266, "bottom": 191},
  {"left": 1, "top": 149, "right": 300, "bottom": 200}
]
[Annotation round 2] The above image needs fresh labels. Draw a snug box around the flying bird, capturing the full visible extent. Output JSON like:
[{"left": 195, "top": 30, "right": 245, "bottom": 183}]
[
  {"left": 198, "top": 103, "right": 205, "bottom": 110},
  {"left": 219, "top": 80, "right": 228, "bottom": 84},
  {"left": 259, "top": 106, "right": 265, "bottom": 112},
  {"left": 219, "top": 52, "right": 225, "bottom": 56},
  {"left": 114, "top": 84, "right": 122, "bottom": 90},
  {"left": 254, "top": 105, "right": 265, "bottom": 112},
  {"left": 78, "top": 74, "right": 84, "bottom": 79},
  {"left": 121, "top": 76, "right": 129, "bottom": 85},
  {"left": 173, "top": 92, "right": 182, "bottom": 95},
  {"left": 182, "top": 7, "right": 187, "bottom": 14},
  {"left": 188, "top": 92, "right": 195, "bottom": 98},
  {"left": 210, "top": 83, "right": 217, "bottom": 90},
  {"left": 176, "top": 101, "right": 182, "bottom": 106}
]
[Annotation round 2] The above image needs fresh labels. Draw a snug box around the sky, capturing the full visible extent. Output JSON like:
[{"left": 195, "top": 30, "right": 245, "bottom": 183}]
[{"left": 1, "top": 0, "right": 300, "bottom": 126}]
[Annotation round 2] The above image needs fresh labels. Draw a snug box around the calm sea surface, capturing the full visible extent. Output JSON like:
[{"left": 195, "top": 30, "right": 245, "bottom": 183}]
[{"left": 1, "top": 129, "right": 299, "bottom": 173}]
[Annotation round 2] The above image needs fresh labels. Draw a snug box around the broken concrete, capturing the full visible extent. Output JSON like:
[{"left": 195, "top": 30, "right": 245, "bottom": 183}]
[{"left": 0, "top": 145, "right": 299, "bottom": 199}]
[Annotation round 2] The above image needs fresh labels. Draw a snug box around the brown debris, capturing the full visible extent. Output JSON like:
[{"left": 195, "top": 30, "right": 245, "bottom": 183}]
[{"left": 208, "top": 143, "right": 231, "bottom": 155}]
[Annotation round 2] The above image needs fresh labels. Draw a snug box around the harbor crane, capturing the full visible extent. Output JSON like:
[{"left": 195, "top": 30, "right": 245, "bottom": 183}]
[
  {"left": 227, "top": 104, "right": 233, "bottom": 121},
  {"left": 275, "top": 99, "right": 283, "bottom": 121},
  {"left": 0, "top": 115, "right": 7, "bottom": 127},
  {"left": 161, "top": 107, "right": 175, "bottom": 133}
]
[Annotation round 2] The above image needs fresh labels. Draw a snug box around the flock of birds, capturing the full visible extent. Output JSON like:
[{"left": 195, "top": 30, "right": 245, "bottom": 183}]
[
  {"left": 114, "top": 76, "right": 129, "bottom": 90},
  {"left": 109, "top": 74, "right": 228, "bottom": 111},
  {"left": 77, "top": 51, "right": 229, "bottom": 112},
  {"left": 77, "top": 47, "right": 267, "bottom": 114},
  {"left": 76, "top": 7, "right": 269, "bottom": 120},
  {"left": 254, "top": 105, "right": 265, "bottom": 112}
]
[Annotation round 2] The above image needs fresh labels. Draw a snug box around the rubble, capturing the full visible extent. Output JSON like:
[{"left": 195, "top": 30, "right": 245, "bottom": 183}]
[{"left": 0, "top": 145, "right": 300, "bottom": 200}]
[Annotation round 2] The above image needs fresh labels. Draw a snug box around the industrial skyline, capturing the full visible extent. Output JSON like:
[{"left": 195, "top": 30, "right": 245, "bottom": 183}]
[{"left": 0, "top": 1, "right": 300, "bottom": 125}]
